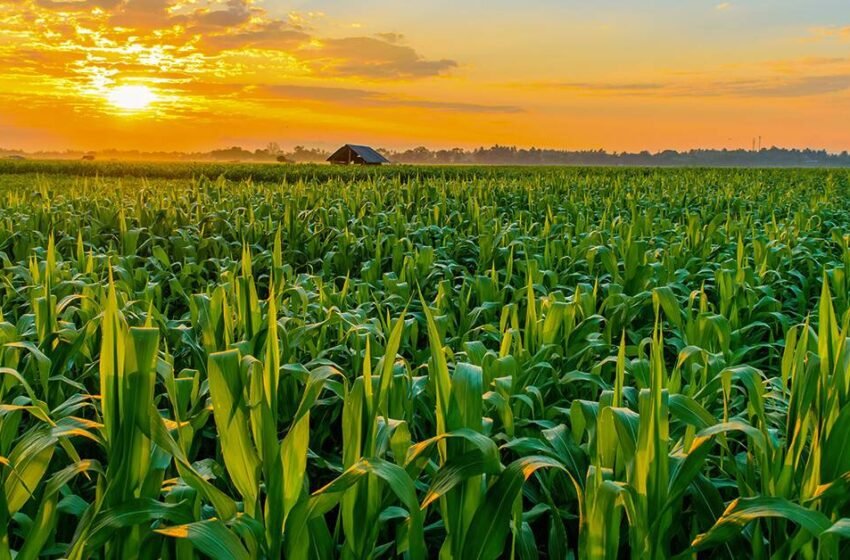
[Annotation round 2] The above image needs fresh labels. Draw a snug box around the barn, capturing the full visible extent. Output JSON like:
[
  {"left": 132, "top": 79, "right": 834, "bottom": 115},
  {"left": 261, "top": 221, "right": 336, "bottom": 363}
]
[{"left": 327, "top": 144, "right": 389, "bottom": 165}]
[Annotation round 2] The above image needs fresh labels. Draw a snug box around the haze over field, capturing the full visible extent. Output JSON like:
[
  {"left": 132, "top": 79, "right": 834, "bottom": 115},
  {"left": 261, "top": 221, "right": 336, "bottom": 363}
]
[{"left": 1, "top": 0, "right": 849, "bottom": 153}]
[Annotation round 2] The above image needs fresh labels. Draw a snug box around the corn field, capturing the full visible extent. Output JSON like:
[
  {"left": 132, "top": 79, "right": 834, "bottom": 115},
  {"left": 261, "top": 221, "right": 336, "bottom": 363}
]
[{"left": 2, "top": 164, "right": 850, "bottom": 559}]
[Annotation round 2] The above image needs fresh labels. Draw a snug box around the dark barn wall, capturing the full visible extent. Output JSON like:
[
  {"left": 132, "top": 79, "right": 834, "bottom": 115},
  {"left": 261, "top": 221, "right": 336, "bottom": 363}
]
[
  {"left": 327, "top": 145, "right": 389, "bottom": 165},
  {"left": 328, "top": 146, "right": 356, "bottom": 164}
]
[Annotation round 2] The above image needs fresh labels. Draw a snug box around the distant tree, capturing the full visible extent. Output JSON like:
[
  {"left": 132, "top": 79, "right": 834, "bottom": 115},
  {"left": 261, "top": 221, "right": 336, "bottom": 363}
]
[
  {"left": 210, "top": 146, "right": 253, "bottom": 161},
  {"left": 289, "top": 146, "right": 329, "bottom": 163},
  {"left": 5, "top": 143, "right": 850, "bottom": 167}
]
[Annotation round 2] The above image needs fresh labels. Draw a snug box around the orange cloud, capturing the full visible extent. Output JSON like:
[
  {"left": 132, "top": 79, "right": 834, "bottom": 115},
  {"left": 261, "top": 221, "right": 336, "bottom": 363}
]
[
  {"left": 522, "top": 64, "right": 850, "bottom": 99},
  {"left": 0, "top": 0, "right": 458, "bottom": 97},
  {"left": 305, "top": 36, "right": 457, "bottom": 79},
  {"left": 254, "top": 84, "right": 520, "bottom": 113}
]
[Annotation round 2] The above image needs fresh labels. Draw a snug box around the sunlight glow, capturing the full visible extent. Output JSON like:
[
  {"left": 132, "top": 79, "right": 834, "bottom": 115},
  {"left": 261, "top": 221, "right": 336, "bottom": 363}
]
[{"left": 107, "top": 85, "right": 157, "bottom": 111}]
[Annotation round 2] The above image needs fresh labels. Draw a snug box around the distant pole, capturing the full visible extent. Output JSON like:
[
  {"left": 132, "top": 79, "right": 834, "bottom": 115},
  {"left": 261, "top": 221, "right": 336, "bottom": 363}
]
[{"left": 758, "top": 136, "right": 762, "bottom": 151}]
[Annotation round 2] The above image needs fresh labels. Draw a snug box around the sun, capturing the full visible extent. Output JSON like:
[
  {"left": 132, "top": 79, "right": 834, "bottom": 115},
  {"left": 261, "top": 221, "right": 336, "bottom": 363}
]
[{"left": 107, "top": 85, "right": 157, "bottom": 111}]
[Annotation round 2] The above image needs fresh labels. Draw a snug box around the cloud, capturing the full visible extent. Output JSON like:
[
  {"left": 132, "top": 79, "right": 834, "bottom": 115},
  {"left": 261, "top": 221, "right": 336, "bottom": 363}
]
[
  {"left": 255, "top": 84, "right": 380, "bottom": 103},
  {"left": 195, "top": 28, "right": 457, "bottom": 79},
  {"left": 715, "top": 74, "right": 850, "bottom": 97},
  {"left": 192, "top": 0, "right": 252, "bottom": 28},
  {"left": 4, "top": 0, "right": 458, "bottom": 90},
  {"left": 0, "top": 48, "right": 80, "bottom": 76},
  {"left": 108, "top": 0, "right": 260, "bottom": 32},
  {"left": 307, "top": 37, "right": 457, "bottom": 79},
  {"left": 34, "top": 0, "right": 122, "bottom": 11},
  {"left": 528, "top": 81, "right": 666, "bottom": 94},
  {"left": 525, "top": 72, "right": 850, "bottom": 99},
  {"left": 375, "top": 32, "right": 404, "bottom": 44},
  {"left": 715, "top": 2, "right": 732, "bottom": 11},
  {"left": 199, "top": 21, "right": 311, "bottom": 51},
  {"left": 253, "top": 84, "right": 521, "bottom": 113},
  {"left": 109, "top": 0, "right": 174, "bottom": 29}
]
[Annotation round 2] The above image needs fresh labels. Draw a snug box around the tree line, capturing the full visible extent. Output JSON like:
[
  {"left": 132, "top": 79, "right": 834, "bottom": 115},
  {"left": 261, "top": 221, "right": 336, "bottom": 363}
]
[{"left": 4, "top": 144, "right": 850, "bottom": 167}]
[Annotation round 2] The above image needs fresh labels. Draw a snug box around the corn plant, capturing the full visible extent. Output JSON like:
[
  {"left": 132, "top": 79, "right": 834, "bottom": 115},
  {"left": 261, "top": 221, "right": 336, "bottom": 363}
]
[{"left": 0, "top": 163, "right": 850, "bottom": 558}]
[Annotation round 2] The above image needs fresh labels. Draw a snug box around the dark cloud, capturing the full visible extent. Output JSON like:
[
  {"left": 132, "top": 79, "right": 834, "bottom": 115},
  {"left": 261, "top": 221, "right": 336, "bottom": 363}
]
[
  {"left": 200, "top": 21, "right": 310, "bottom": 51},
  {"left": 312, "top": 36, "right": 457, "bottom": 79},
  {"left": 4, "top": 0, "right": 461, "bottom": 84},
  {"left": 192, "top": 0, "right": 251, "bottom": 28},
  {"left": 109, "top": 0, "right": 257, "bottom": 31},
  {"left": 109, "top": 0, "right": 176, "bottom": 29},
  {"left": 375, "top": 32, "right": 404, "bottom": 44},
  {"left": 199, "top": 28, "right": 457, "bottom": 80}
]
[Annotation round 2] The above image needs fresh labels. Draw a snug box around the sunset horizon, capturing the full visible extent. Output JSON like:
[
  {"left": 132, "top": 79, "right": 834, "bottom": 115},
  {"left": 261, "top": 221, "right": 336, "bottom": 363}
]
[{"left": 2, "top": 1, "right": 849, "bottom": 153}]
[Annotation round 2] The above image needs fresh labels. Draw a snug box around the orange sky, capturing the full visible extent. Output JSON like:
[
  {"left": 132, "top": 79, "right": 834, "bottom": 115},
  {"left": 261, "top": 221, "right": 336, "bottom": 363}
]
[{"left": 1, "top": 0, "right": 849, "bottom": 152}]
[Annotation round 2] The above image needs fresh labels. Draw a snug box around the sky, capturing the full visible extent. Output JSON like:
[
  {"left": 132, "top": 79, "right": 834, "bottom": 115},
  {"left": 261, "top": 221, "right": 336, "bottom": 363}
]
[{"left": 1, "top": 0, "right": 849, "bottom": 152}]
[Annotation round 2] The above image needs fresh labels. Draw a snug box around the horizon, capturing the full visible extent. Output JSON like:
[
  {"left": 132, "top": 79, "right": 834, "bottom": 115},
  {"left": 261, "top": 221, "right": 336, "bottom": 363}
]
[
  {"left": 4, "top": 143, "right": 850, "bottom": 170},
  {"left": 2, "top": 1, "right": 849, "bottom": 152},
  {"left": 3, "top": 142, "right": 850, "bottom": 157}
]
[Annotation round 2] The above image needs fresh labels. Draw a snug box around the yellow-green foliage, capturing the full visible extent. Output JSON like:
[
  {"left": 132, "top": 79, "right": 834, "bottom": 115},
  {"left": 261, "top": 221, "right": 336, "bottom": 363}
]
[{"left": 1, "top": 163, "right": 850, "bottom": 559}]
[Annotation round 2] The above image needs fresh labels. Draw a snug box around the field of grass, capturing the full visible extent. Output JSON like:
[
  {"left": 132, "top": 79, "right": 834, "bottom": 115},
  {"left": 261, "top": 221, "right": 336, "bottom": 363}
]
[{"left": 2, "top": 162, "right": 850, "bottom": 559}]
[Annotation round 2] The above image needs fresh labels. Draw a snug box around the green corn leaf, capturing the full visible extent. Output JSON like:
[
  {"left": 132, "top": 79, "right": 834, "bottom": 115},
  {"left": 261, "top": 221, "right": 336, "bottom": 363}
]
[
  {"left": 692, "top": 496, "right": 832, "bottom": 551},
  {"left": 207, "top": 349, "right": 261, "bottom": 510},
  {"left": 156, "top": 519, "right": 251, "bottom": 560},
  {"left": 461, "top": 455, "right": 576, "bottom": 560}
]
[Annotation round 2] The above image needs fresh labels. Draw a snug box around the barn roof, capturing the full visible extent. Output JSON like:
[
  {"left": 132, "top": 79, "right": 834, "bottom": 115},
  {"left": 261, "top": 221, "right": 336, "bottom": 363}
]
[{"left": 328, "top": 144, "right": 390, "bottom": 164}]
